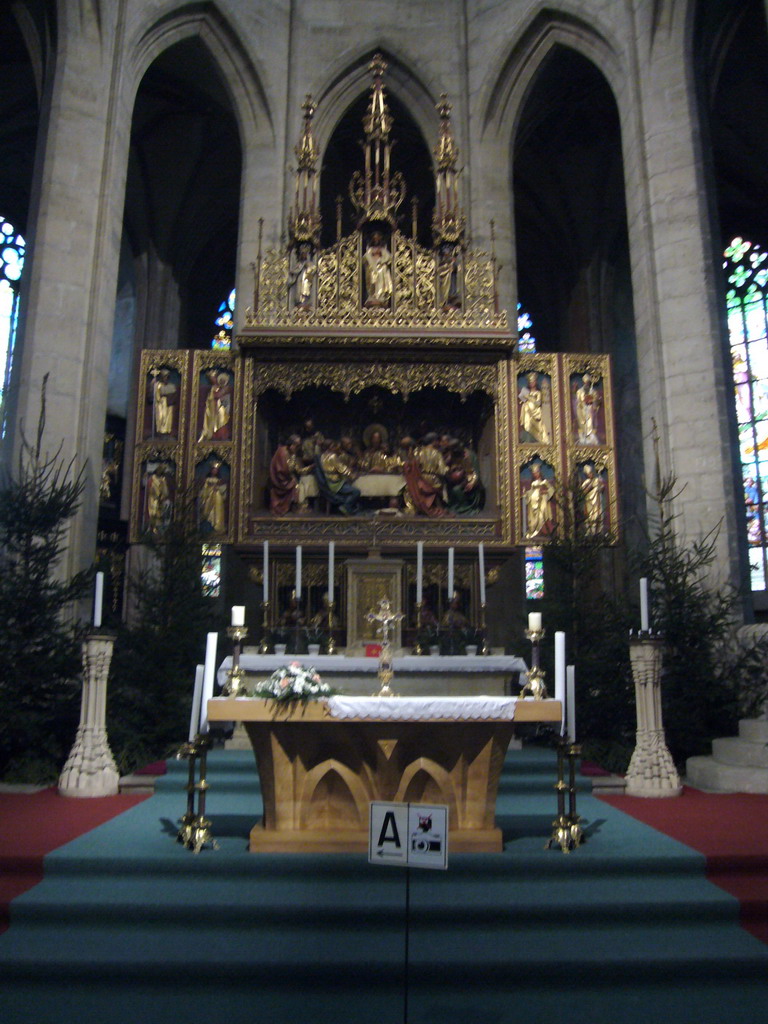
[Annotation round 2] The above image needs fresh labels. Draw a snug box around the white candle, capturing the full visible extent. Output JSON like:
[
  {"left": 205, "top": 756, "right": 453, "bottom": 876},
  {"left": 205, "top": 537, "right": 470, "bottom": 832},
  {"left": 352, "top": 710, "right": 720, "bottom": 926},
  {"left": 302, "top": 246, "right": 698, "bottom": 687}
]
[
  {"left": 478, "top": 543, "right": 486, "bottom": 605},
  {"left": 554, "top": 631, "right": 566, "bottom": 717},
  {"left": 231, "top": 605, "right": 245, "bottom": 627},
  {"left": 566, "top": 664, "right": 576, "bottom": 742},
  {"left": 188, "top": 664, "right": 204, "bottom": 741},
  {"left": 295, "top": 545, "right": 302, "bottom": 599},
  {"left": 528, "top": 611, "right": 542, "bottom": 632},
  {"left": 93, "top": 571, "right": 104, "bottom": 628},
  {"left": 416, "top": 542, "right": 423, "bottom": 604},
  {"left": 640, "top": 577, "right": 649, "bottom": 631},
  {"left": 262, "top": 541, "right": 269, "bottom": 603},
  {"left": 447, "top": 547, "right": 454, "bottom": 599},
  {"left": 328, "top": 542, "right": 335, "bottom": 603},
  {"left": 199, "top": 632, "right": 218, "bottom": 733}
]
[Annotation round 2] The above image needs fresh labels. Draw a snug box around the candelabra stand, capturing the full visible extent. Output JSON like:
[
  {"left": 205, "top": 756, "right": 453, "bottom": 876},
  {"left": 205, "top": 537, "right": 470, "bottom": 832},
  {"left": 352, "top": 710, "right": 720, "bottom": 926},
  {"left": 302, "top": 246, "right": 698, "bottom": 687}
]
[
  {"left": 413, "top": 601, "right": 424, "bottom": 655},
  {"left": 625, "top": 632, "right": 681, "bottom": 797},
  {"left": 59, "top": 631, "right": 120, "bottom": 797},
  {"left": 479, "top": 602, "right": 490, "bottom": 655},
  {"left": 546, "top": 740, "right": 583, "bottom": 853},
  {"left": 223, "top": 625, "right": 248, "bottom": 696},
  {"left": 520, "top": 627, "right": 547, "bottom": 699},
  {"left": 326, "top": 601, "right": 337, "bottom": 654},
  {"left": 258, "top": 601, "right": 270, "bottom": 654},
  {"left": 176, "top": 732, "right": 218, "bottom": 853}
]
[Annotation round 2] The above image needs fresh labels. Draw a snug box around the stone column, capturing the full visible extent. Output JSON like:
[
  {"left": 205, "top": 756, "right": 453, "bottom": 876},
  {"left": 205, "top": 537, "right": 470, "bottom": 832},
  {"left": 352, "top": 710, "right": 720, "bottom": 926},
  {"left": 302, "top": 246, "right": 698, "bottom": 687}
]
[
  {"left": 59, "top": 632, "right": 120, "bottom": 798},
  {"left": 625, "top": 636, "right": 681, "bottom": 797}
]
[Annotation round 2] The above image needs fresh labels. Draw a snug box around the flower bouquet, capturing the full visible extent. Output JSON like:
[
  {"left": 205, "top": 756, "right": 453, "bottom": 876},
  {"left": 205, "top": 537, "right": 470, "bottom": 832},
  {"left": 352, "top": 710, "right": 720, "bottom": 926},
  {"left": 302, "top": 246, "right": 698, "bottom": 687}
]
[{"left": 251, "top": 661, "right": 334, "bottom": 704}]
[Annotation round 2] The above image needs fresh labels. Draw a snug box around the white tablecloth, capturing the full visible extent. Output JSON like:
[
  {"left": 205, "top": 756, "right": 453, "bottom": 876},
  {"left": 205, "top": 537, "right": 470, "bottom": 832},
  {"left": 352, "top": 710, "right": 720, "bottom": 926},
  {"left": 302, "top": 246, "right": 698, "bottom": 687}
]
[{"left": 326, "top": 695, "right": 522, "bottom": 720}]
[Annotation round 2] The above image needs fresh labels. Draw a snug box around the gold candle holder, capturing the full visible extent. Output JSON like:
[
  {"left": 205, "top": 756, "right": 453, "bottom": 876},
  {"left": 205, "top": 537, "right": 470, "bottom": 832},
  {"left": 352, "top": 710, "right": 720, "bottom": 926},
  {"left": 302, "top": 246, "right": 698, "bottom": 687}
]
[
  {"left": 176, "top": 733, "right": 218, "bottom": 853},
  {"left": 224, "top": 624, "right": 248, "bottom": 696},
  {"left": 413, "top": 601, "right": 424, "bottom": 655},
  {"left": 546, "top": 739, "right": 583, "bottom": 853},
  {"left": 520, "top": 627, "right": 547, "bottom": 699},
  {"left": 479, "top": 602, "right": 490, "bottom": 656},
  {"left": 258, "top": 600, "right": 270, "bottom": 654},
  {"left": 326, "top": 600, "right": 336, "bottom": 655}
]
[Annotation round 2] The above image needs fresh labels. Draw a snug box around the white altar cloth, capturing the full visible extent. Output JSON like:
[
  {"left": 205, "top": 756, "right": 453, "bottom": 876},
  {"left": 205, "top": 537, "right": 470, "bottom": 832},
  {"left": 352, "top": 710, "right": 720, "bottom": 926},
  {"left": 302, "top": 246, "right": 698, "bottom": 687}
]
[{"left": 326, "top": 695, "right": 527, "bottom": 720}]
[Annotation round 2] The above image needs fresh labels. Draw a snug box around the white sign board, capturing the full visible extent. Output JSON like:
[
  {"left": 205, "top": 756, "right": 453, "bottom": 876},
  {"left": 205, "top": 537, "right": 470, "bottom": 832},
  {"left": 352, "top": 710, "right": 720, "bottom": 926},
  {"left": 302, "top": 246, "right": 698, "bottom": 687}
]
[{"left": 369, "top": 801, "right": 448, "bottom": 870}]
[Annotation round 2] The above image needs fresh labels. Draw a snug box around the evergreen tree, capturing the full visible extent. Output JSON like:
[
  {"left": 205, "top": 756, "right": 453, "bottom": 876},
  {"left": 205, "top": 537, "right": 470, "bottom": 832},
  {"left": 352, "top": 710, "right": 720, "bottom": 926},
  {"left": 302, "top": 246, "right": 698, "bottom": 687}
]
[{"left": 0, "top": 376, "right": 91, "bottom": 781}]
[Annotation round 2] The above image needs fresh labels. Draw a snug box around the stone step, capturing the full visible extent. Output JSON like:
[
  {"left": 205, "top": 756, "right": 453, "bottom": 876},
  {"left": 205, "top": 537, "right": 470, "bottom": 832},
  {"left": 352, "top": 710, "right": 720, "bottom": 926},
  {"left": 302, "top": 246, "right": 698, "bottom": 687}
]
[
  {"left": 712, "top": 736, "right": 768, "bottom": 769},
  {"left": 740, "top": 718, "right": 768, "bottom": 744},
  {"left": 686, "top": 756, "right": 768, "bottom": 794}
]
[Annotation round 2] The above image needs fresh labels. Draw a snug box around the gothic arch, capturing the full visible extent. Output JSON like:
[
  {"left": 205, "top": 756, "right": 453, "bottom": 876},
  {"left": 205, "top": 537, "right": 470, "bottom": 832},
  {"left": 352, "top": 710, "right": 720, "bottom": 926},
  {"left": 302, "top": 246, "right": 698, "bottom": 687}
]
[{"left": 480, "top": 5, "right": 624, "bottom": 145}]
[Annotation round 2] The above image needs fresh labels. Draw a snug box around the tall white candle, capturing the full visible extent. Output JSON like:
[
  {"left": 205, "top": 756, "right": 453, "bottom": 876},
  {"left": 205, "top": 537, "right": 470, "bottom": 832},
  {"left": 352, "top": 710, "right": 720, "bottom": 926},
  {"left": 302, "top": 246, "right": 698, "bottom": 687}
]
[
  {"left": 93, "top": 571, "right": 104, "bottom": 628},
  {"left": 262, "top": 541, "right": 269, "bottom": 603},
  {"left": 416, "top": 542, "right": 423, "bottom": 604},
  {"left": 478, "top": 543, "right": 486, "bottom": 605},
  {"left": 447, "top": 547, "right": 454, "bottom": 599},
  {"left": 199, "top": 632, "right": 218, "bottom": 734},
  {"left": 554, "top": 631, "right": 566, "bottom": 716},
  {"left": 640, "top": 577, "right": 649, "bottom": 631},
  {"left": 566, "top": 664, "right": 576, "bottom": 742},
  {"left": 231, "top": 605, "right": 245, "bottom": 627},
  {"left": 188, "top": 664, "right": 204, "bottom": 741},
  {"left": 295, "top": 545, "right": 302, "bottom": 599},
  {"left": 528, "top": 611, "right": 542, "bottom": 632},
  {"left": 328, "top": 542, "right": 335, "bottom": 603}
]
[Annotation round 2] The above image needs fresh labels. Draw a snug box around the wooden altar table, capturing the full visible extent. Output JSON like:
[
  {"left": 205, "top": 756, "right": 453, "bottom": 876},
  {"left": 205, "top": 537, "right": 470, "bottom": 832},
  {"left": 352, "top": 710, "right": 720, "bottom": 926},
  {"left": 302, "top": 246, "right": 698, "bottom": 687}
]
[{"left": 206, "top": 695, "right": 562, "bottom": 853}]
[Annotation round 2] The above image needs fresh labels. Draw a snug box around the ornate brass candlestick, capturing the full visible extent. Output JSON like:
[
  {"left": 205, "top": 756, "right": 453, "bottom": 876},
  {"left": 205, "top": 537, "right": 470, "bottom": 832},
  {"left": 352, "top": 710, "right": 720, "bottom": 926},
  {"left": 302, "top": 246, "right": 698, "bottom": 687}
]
[
  {"left": 367, "top": 597, "right": 404, "bottom": 697},
  {"left": 223, "top": 624, "right": 248, "bottom": 696},
  {"left": 258, "top": 600, "right": 270, "bottom": 654},
  {"left": 479, "top": 602, "right": 490, "bottom": 656},
  {"left": 176, "top": 732, "right": 218, "bottom": 853},
  {"left": 546, "top": 739, "right": 583, "bottom": 853},
  {"left": 520, "top": 627, "right": 547, "bottom": 699},
  {"left": 326, "top": 600, "right": 337, "bottom": 654},
  {"left": 413, "top": 601, "right": 424, "bottom": 655}
]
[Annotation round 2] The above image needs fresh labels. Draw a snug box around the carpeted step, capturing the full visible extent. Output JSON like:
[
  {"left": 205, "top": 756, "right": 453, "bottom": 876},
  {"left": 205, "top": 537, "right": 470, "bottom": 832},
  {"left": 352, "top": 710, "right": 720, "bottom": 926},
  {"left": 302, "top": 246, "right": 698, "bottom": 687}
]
[{"left": 686, "top": 755, "right": 768, "bottom": 793}]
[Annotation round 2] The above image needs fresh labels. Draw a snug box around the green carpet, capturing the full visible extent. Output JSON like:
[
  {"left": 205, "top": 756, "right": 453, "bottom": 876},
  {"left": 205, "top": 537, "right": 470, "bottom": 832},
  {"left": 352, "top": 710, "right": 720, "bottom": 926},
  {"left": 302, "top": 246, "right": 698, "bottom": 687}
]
[{"left": 1, "top": 747, "right": 767, "bottom": 1023}]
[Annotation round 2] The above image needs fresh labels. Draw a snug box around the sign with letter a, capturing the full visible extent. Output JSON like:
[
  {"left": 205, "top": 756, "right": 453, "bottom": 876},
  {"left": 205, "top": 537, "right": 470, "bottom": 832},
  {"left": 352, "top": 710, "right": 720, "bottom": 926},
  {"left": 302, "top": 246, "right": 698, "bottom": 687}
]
[{"left": 369, "top": 801, "right": 448, "bottom": 870}]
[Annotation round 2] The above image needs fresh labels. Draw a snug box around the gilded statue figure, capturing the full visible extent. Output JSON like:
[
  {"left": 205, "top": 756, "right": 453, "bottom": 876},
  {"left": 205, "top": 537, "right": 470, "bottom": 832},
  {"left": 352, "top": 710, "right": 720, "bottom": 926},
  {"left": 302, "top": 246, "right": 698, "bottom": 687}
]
[
  {"left": 437, "top": 245, "right": 461, "bottom": 309},
  {"left": 524, "top": 463, "right": 554, "bottom": 539},
  {"left": 363, "top": 232, "right": 393, "bottom": 306},
  {"left": 360, "top": 424, "right": 394, "bottom": 473},
  {"left": 403, "top": 433, "right": 448, "bottom": 516},
  {"left": 146, "top": 464, "right": 171, "bottom": 532},
  {"left": 575, "top": 373, "right": 601, "bottom": 445},
  {"left": 269, "top": 435, "right": 302, "bottom": 514},
  {"left": 199, "top": 462, "right": 227, "bottom": 534},
  {"left": 581, "top": 464, "right": 604, "bottom": 535},
  {"left": 519, "top": 372, "right": 550, "bottom": 444},
  {"left": 149, "top": 369, "right": 176, "bottom": 436},
  {"left": 292, "top": 245, "right": 316, "bottom": 309},
  {"left": 198, "top": 371, "right": 232, "bottom": 442},
  {"left": 316, "top": 439, "right": 361, "bottom": 515}
]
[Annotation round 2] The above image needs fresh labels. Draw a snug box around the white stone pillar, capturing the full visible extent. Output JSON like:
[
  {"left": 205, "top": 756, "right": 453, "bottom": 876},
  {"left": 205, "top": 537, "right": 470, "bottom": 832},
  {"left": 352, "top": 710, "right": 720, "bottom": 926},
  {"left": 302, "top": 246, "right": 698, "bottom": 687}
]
[
  {"left": 59, "top": 633, "right": 120, "bottom": 798},
  {"left": 625, "top": 636, "right": 681, "bottom": 797}
]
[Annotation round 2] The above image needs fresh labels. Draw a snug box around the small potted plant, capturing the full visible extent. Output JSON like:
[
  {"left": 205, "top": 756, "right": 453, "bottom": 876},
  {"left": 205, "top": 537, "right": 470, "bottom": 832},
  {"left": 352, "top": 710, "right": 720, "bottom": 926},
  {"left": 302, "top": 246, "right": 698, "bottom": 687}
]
[{"left": 304, "top": 623, "right": 327, "bottom": 657}]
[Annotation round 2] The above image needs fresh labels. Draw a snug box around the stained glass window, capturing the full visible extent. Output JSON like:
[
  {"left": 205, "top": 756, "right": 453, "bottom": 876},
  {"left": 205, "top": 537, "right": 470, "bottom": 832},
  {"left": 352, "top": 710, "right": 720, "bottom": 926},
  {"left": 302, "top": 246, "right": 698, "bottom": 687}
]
[
  {"left": 212, "top": 288, "right": 235, "bottom": 349},
  {"left": 517, "top": 303, "right": 536, "bottom": 354},
  {"left": 202, "top": 544, "right": 222, "bottom": 597},
  {"left": 0, "top": 216, "right": 25, "bottom": 433},
  {"left": 724, "top": 236, "right": 768, "bottom": 591}
]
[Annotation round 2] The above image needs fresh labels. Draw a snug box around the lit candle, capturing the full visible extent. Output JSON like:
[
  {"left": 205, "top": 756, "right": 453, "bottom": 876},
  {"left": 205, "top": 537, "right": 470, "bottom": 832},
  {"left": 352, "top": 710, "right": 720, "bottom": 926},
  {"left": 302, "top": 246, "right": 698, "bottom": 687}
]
[
  {"left": 416, "top": 542, "right": 423, "bottom": 605},
  {"left": 231, "top": 605, "right": 245, "bottom": 627},
  {"left": 566, "top": 664, "right": 576, "bottom": 742},
  {"left": 478, "top": 543, "right": 486, "bottom": 605},
  {"left": 528, "top": 611, "right": 542, "bottom": 632},
  {"left": 640, "top": 577, "right": 649, "bottom": 632},
  {"left": 296, "top": 545, "right": 302, "bottom": 600},
  {"left": 447, "top": 547, "right": 454, "bottom": 599},
  {"left": 93, "top": 571, "right": 104, "bottom": 628},
  {"left": 328, "top": 542, "right": 335, "bottom": 603},
  {"left": 262, "top": 541, "right": 269, "bottom": 603},
  {"left": 555, "top": 631, "right": 566, "bottom": 715},
  {"left": 199, "top": 632, "right": 218, "bottom": 734},
  {"left": 188, "top": 664, "right": 204, "bottom": 742}
]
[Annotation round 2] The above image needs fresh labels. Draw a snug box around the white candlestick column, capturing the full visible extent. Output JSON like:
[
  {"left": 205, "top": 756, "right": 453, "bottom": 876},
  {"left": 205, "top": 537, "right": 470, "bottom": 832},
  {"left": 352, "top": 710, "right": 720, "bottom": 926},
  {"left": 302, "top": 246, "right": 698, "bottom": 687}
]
[
  {"left": 262, "top": 541, "right": 269, "bottom": 602},
  {"left": 416, "top": 542, "right": 423, "bottom": 604},
  {"left": 447, "top": 547, "right": 454, "bottom": 599},
  {"left": 640, "top": 577, "right": 649, "bottom": 631},
  {"left": 554, "top": 631, "right": 566, "bottom": 715},
  {"left": 566, "top": 664, "right": 576, "bottom": 742},
  {"left": 295, "top": 546, "right": 302, "bottom": 599},
  {"left": 93, "top": 572, "right": 104, "bottom": 628},
  {"left": 328, "top": 542, "right": 335, "bottom": 603},
  {"left": 478, "top": 543, "right": 486, "bottom": 605},
  {"left": 199, "top": 632, "right": 218, "bottom": 733}
]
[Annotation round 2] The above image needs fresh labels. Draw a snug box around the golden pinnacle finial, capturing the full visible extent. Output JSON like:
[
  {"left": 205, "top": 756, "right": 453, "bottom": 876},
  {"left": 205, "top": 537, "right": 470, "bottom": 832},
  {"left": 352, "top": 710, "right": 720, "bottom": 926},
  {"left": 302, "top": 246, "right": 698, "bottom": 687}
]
[
  {"left": 288, "top": 93, "right": 321, "bottom": 246},
  {"left": 349, "top": 52, "right": 404, "bottom": 226},
  {"left": 434, "top": 92, "right": 459, "bottom": 172},
  {"left": 295, "top": 94, "right": 318, "bottom": 171},
  {"left": 363, "top": 52, "right": 393, "bottom": 138}
]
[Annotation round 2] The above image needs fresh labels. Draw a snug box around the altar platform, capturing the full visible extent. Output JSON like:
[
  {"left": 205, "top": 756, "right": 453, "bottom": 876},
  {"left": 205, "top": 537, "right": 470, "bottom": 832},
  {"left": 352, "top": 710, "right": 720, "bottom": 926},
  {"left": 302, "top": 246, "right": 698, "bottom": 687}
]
[
  {"left": 216, "top": 653, "right": 528, "bottom": 697},
  {"left": 206, "top": 694, "right": 562, "bottom": 853}
]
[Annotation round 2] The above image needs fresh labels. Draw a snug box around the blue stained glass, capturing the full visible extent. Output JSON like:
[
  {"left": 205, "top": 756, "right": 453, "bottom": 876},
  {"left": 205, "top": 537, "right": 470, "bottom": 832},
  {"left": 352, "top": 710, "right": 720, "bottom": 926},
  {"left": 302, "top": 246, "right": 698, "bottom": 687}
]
[{"left": 212, "top": 287, "right": 235, "bottom": 347}]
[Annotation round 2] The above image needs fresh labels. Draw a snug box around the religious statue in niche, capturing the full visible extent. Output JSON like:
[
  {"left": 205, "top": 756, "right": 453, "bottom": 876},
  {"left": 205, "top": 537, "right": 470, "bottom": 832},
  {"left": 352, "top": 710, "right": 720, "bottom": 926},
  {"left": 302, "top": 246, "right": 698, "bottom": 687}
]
[
  {"left": 198, "top": 458, "right": 229, "bottom": 536},
  {"left": 518, "top": 371, "right": 552, "bottom": 444},
  {"left": 142, "top": 460, "right": 174, "bottom": 534},
  {"left": 197, "top": 368, "right": 233, "bottom": 442},
  {"left": 316, "top": 438, "right": 362, "bottom": 515},
  {"left": 145, "top": 367, "right": 179, "bottom": 439},
  {"left": 363, "top": 231, "right": 393, "bottom": 307},
  {"left": 437, "top": 243, "right": 462, "bottom": 309},
  {"left": 572, "top": 372, "right": 604, "bottom": 446},
  {"left": 99, "top": 432, "right": 123, "bottom": 507},
  {"left": 521, "top": 460, "right": 556, "bottom": 540},
  {"left": 579, "top": 462, "right": 607, "bottom": 536},
  {"left": 269, "top": 434, "right": 304, "bottom": 514},
  {"left": 290, "top": 245, "right": 317, "bottom": 310}
]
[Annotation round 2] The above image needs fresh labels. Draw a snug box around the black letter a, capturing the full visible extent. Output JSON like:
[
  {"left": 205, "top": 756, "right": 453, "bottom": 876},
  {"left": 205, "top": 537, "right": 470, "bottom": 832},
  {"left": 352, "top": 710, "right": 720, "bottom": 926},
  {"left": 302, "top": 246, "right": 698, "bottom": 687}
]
[{"left": 377, "top": 811, "right": 401, "bottom": 848}]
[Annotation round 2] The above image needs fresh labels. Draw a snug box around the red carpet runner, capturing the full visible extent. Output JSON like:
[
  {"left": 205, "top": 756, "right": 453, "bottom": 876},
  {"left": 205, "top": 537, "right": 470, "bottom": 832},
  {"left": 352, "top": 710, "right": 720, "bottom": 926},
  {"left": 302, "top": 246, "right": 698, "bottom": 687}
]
[
  {"left": 601, "top": 785, "right": 768, "bottom": 944},
  {"left": 0, "top": 787, "right": 149, "bottom": 934}
]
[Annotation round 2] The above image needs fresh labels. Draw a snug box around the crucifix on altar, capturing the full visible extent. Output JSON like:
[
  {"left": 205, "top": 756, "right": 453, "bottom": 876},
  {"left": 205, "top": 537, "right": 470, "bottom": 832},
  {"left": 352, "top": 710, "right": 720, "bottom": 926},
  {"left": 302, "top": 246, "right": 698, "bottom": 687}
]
[{"left": 366, "top": 597, "right": 405, "bottom": 697}]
